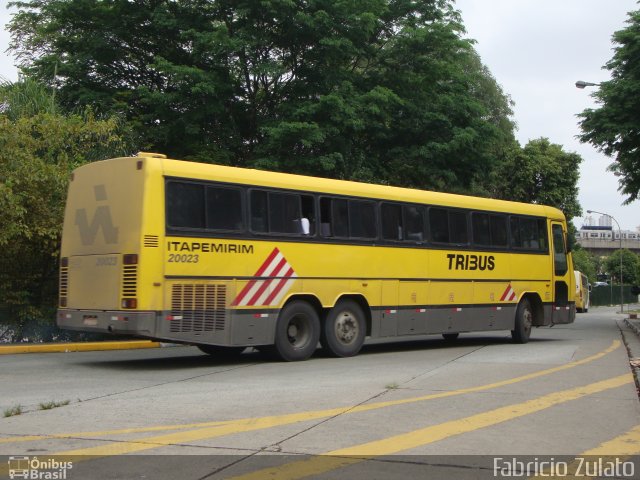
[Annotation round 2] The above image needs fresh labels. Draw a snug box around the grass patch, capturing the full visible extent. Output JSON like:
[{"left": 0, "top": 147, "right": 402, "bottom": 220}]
[
  {"left": 385, "top": 382, "right": 400, "bottom": 390},
  {"left": 3, "top": 405, "right": 23, "bottom": 417},
  {"left": 38, "top": 400, "right": 70, "bottom": 410}
]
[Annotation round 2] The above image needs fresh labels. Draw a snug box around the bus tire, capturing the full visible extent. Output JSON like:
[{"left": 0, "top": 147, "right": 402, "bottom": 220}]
[
  {"left": 442, "top": 333, "right": 459, "bottom": 341},
  {"left": 321, "top": 300, "right": 366, "bottom": 357},
  {"left": 512, "top": 298, "right": 533, "bottom": 344},
  {"left": 197, "top": 345, "right": 246, "bottom": 357},
  {"left": 271, "top": 300, "right": 320, "bottom": 361}
]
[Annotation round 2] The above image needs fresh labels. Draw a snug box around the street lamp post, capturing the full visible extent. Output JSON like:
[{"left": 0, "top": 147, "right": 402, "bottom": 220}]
[{"left": 587, "top": 210, "right": 624, "bottom": 313}]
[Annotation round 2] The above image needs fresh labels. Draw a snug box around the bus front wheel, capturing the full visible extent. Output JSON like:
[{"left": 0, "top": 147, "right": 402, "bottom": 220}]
[
  {"left": 512, "top": 298, "right": 533, "bottom": 344},
  {"left": 321, "top": 300, "right": 366, "bottom": 357},
  {"left": 271, "top": 300, "right": 320, "bottom": 361}
]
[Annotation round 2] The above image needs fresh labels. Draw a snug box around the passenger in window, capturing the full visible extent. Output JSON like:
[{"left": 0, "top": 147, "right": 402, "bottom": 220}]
[{"left": 300, "top": 217, "right": 310, "bottom": 235}]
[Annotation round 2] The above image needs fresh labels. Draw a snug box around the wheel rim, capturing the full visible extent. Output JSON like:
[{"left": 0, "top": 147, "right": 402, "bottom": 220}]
[
  {"left": 287, "top": 314, "right": 311, "bottom": 348},
  {"left": 334, "top": 310, "right": 359, "bottom": 345},
  {"left": 523, "top": 306, "right": 533, "bottom": 334}
]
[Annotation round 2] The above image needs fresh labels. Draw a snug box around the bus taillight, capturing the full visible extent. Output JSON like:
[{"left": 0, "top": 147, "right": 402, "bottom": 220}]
[
  {"left": 122, "top": 298, "right": 138, "bottom": 309},
  {"left": 123, "top": 254, "right": 139, "bottom": 265}
]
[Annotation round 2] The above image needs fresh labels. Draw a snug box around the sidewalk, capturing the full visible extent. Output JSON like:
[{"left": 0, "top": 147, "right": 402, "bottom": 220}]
[
  {"left": 623, "top": 303, "right": 640, "bottom": 337},
  {"left": 0, "top": 340, "right": 161, "bottom": 355}
]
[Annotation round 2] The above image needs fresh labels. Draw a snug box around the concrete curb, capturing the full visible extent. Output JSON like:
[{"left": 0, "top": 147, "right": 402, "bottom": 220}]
[
  {"left": 622, "top": 317, "right": 640, "bottom": 393},
  {"left": 0, "top": 340, "right": 161, "bottom": 355},
  {"left": 626, "top": 318, "right": 640, "bottom": 337}
]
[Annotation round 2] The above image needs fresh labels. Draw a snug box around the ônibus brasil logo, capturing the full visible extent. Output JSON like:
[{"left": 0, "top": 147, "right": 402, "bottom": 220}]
[{"left": 7, "top": 456, "right": 72, "bottom": 479}]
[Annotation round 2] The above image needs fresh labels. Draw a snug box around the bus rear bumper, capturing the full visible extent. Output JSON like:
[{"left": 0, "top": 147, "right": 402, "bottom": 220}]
[
  {"left": 57, "top": 309, "right": 157, "bottom": 336},
  {"left": 56, "top": 308, "right": 276, "bottom": 346}
]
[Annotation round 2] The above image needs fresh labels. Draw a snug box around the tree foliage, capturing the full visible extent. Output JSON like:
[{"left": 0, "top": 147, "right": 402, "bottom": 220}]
[
  {"left": 490, "top": 138, "right": 582, "bottom": 220},
  {"left": 8, "top": 0, "right": 516, "bottom": 193},
  {"left": 604, "top": 249, "right": 640, "bottom": 285},
  {"left": 0, "top": 78, "right": 129, "bottom": 341},
  {"left": 571, "top": 247, "right": 597, "bottom": 284},
  {"left": 578, "top": 8, "right": 640, "bottom": 204}
]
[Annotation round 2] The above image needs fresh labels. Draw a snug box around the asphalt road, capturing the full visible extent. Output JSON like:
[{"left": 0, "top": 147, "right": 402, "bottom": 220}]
[{"left": 1, "top": 306, "right": 639, "bottom": 479}]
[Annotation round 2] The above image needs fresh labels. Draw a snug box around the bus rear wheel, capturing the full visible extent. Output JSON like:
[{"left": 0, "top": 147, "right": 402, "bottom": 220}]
[
  {"left": 511, "top": 298, "right": 533, "bottom": 344},
  {"left": 321, "top": 300, "right": 366, "bottom": 357},
  {"left": 270, "top": 300, "right": 320, "bottom": 361}
]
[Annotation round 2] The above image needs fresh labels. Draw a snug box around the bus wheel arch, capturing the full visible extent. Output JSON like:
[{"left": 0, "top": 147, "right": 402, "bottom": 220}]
[
  {"left": 270, "top": 296, "right": 321, "bottom": 361},
  {"left": 524, "top": 293, "right": 545, "bottom": 326},
  {"left": 321, "top": 295, "right": 370, "bottom": 358},
  {"left": 512, "top": 294, "right": 541, "bottom": 343}
]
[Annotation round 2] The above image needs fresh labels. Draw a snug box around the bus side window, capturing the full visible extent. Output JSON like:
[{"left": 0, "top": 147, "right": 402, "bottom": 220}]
[
  {"left": 382, "top": 203, "right": 403, "bottom": 241},
  {"left": 490, "top": 215, "right": 508, "bottom": 247},
  {"left": 300, "top": 195, "right": 315, "bottom": 235},
  {"left": 449, "top": 210, "right": 468, "bottom": 245},
  {"left": 404, "top": 205, "right": 426, "bottom": 242},
  {"left": 473, "top": 213, "right": 507, "bottom": 248},
  {"left": 320, "top": 197, "right": 348, "bottom": 238},
  {"left": 250, "top": 190, "right": 268, "bottom": 233},
  {"left": 332, "top": 199, "right": 349, "bottom": 237},
  {"left": 430, "top": 208, "right": 449, "bottom": 243},
  {"left": 206, "top": 186, "right": 243, "bottom": 231},
  {"left": 166, "top": 181, "right": 205, "bottom": 229},
  {"left": 320, "top": 198, "right": 333, "bottom": 237},
  {"left": 269, "top": 192, "right": 300, "bottom": 234},
  {"left": 472, "top": 213, "right": 491, "bottom": 246},
  {"left": 349, "top": 200, "right": 377, "bottom": 239}
]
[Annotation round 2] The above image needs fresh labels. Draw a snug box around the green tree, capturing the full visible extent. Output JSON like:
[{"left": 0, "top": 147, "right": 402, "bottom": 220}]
[
  {"left": 8, "top": 0, "right": 516, "bottom": 193},
  {"left": 571, "top": 247, "right": 597, "bottom": 284},
  {"left": 603, "top": 249, "right": 640, "bottom": 285},
  {"left": 578, "top": 8, "right": 640, "bottom": 203},
  {"left": 0, "top": 79, "right": 130, "bottom": 341},
  {"left": 490, "top": 138, "right": 582, "bottom": 219}
]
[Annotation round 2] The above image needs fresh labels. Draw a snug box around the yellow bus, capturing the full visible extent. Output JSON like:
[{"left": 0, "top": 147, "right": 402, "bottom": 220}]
[{"left": 57, "top": 153, "right": 575, "bottom": 361}]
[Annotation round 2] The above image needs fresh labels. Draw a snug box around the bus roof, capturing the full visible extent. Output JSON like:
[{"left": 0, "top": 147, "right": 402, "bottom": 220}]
[{"left": 91, "top": 154, "right": 566, "bottom": 221}]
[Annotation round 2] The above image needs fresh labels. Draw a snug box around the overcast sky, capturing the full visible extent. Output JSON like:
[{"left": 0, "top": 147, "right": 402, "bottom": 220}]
[
  {"left": 455, "top": 0, "right": 639, "bottom": 231},
  {"left": 1, "top": 0, "right": 638, "bottom": 230}
]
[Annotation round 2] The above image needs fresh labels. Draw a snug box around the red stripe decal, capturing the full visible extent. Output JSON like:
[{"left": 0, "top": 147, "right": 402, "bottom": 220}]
[
  {"left": 263, "top": 267, "right": 295, "bottom": 305},
  {"left": 232, "top": 248, "right": 280, "bottom": 306},
  {"left": 246, "top": 257, "right": 288, "bottom": 306}
]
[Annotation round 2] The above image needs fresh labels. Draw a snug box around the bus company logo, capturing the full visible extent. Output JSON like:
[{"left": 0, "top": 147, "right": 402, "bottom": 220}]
[
  {"left": 232, "top": 248, "right": 298, "bottom": 307},
  {"left": 7, "top": 456, "right": 73, "bottom": 479},
  {"left": 501, "top": 284, "right": 517, "bottom": 302},
  {"left": 74, "top": 184, "right": 118, "bottom": 246}
]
